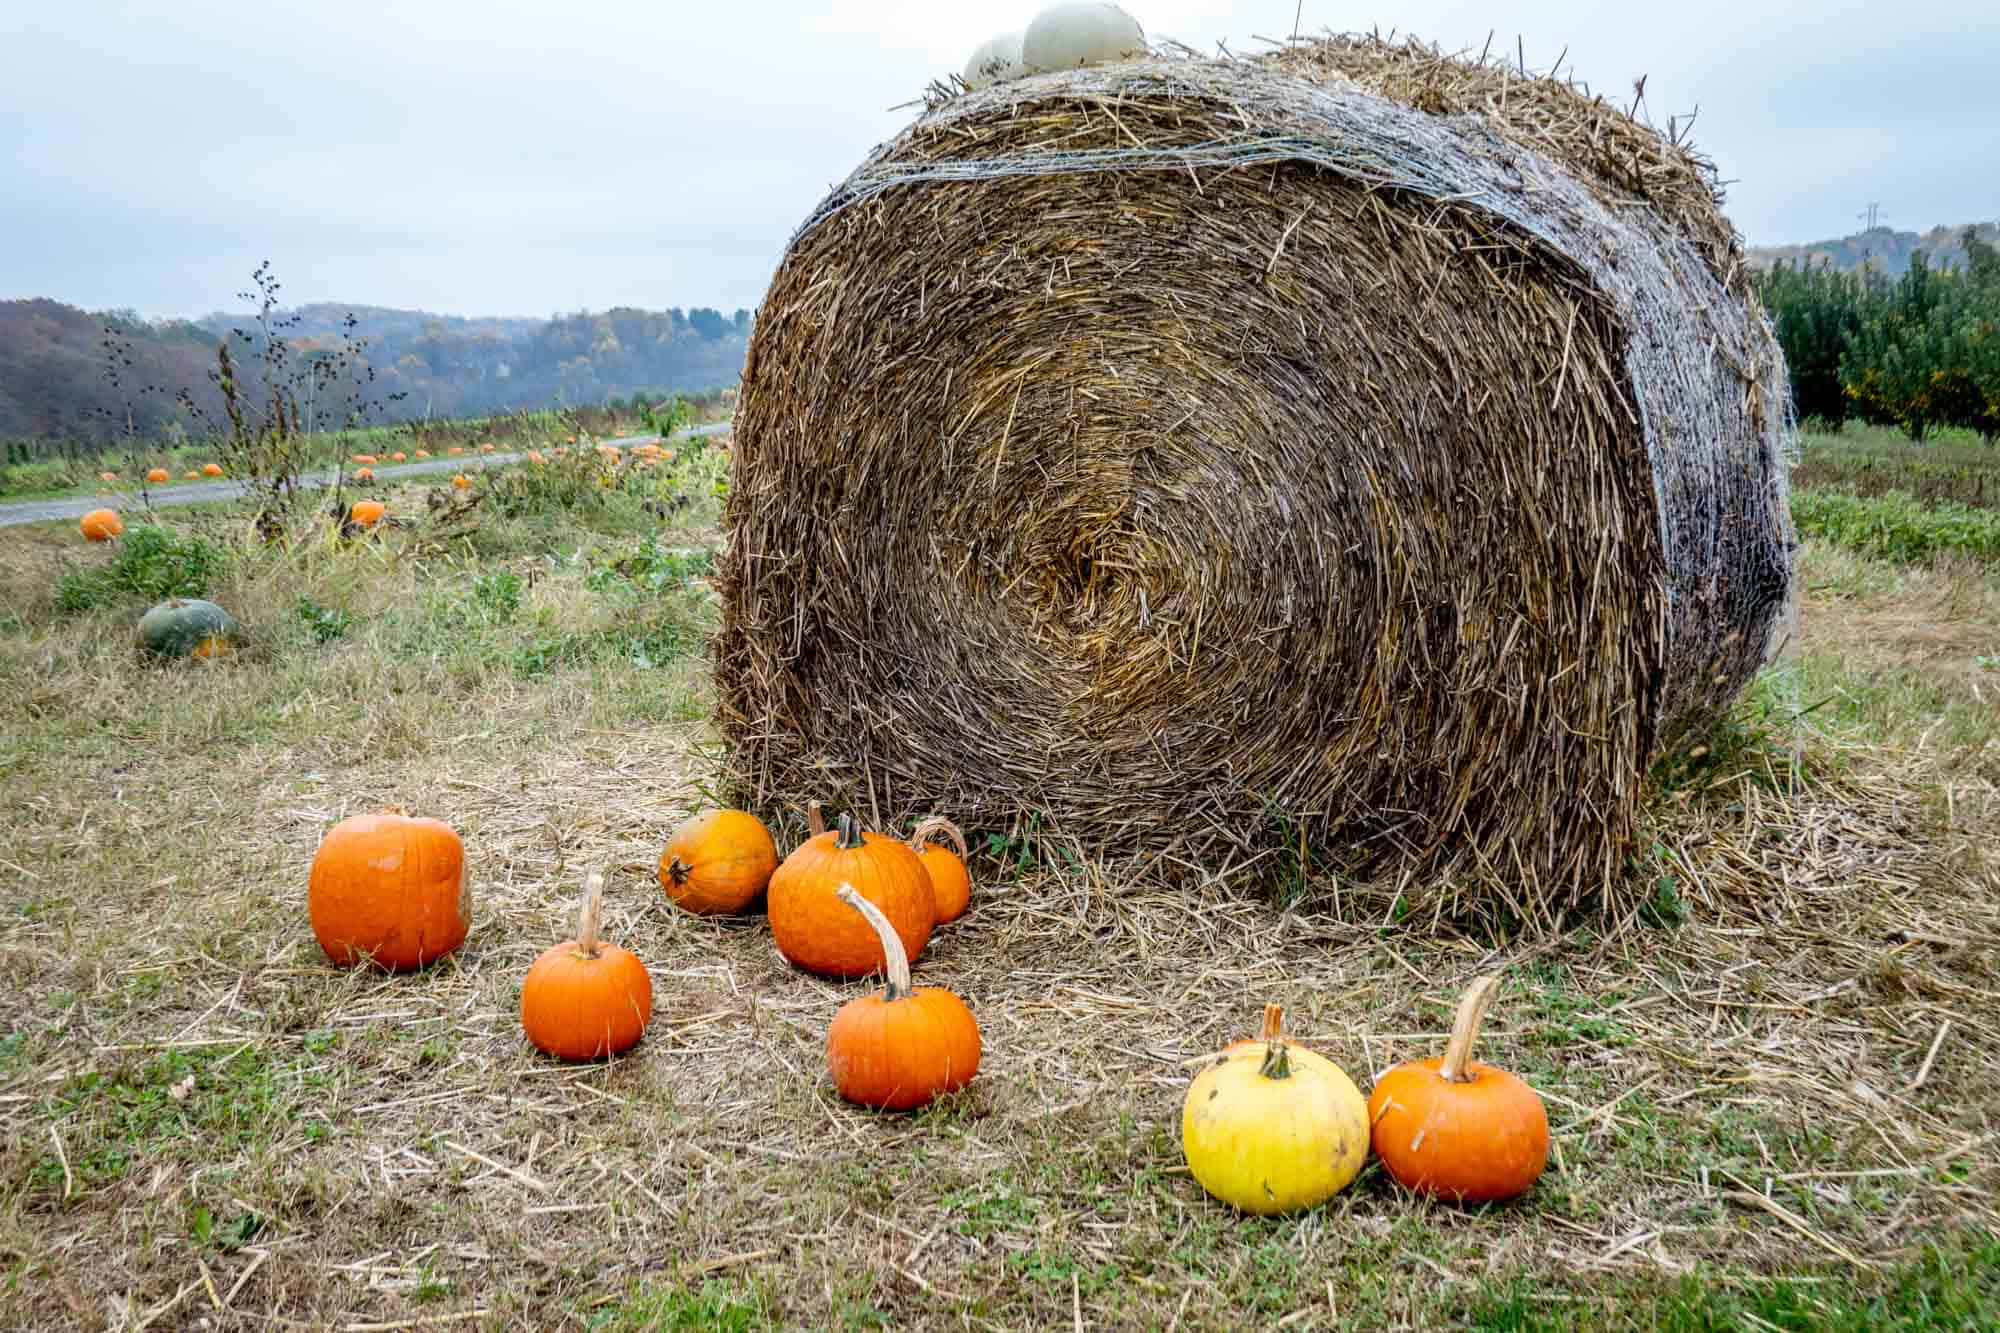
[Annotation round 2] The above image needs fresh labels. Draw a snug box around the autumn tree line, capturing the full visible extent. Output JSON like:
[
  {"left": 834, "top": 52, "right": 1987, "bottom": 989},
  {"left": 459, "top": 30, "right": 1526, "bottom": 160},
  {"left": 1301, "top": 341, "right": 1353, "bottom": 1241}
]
[
  {"left": 0, "top": 296, "right": 750, "bottom": 454},
  {"left": 1758, "top": 227, "right": 2000, "bottom": 442}
]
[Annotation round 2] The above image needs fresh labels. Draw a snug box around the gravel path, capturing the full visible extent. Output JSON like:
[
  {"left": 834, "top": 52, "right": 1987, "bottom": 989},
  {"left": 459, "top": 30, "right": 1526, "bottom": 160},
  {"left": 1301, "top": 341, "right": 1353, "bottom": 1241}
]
[{"left": 0, "top": 424, "right": 733, "bottom": 529}]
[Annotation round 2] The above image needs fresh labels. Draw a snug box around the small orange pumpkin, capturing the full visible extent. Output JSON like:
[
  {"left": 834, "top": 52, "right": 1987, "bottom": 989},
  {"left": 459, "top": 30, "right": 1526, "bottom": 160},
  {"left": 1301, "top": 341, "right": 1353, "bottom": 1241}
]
[
  {"left": 201, "top": 462, "right": 224, "bottom": 477},
  {"left": 448, "top": 446, "right": 464, "bottom": 456},
  {"left": 768, "top": 811, "right": 936, "bottom": 979},
  {"left": 353, "top": 467, "right": 374, "bottom": 483},
  {"left": 521, "top": 871, "right": 653, "bottom": 1060},
  {"left": 1368, "top": 974, "right": 1550, "bottom": 1204},
  {"left": 451, "top": 473, "right": 472, "bottom": 489},
  {"left": 353, "top": 454, "right": 377, "bottom": 465},
  {"left": 182, "top": 470, "right": 201, "bottom": 480},
  {"left": 349, "top": 499, "right": 386, "bottom": 527},
  {"left": 414, "top": 449, "right": 431, "bottom": 459},
  {"left": 79, "top": 508, "right": 123, "bottom": 541},
  {"left": 390, "top": 451, "right": 407, "bottom": 462},
  {"left": 307, "top": 807, "right": 470, "bottom": 970},
  {"left": 826, "top": 885, "right": 980, "bottom": 1110},
  {"left": 146, "top": 467, "right": 170, "bottom": 483},
  {"left": 908, "top": 817, "right": 971, "bottom": 923},
  {"left": 658, "top": 808, "right": 778, "bottom": 914}
]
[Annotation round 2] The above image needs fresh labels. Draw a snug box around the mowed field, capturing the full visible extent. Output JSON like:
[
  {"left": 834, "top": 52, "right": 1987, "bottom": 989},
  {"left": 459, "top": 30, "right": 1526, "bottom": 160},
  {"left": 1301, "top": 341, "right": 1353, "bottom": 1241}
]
[{"left": 0, "top": 428, "right": 1995, "bottom": 1330}]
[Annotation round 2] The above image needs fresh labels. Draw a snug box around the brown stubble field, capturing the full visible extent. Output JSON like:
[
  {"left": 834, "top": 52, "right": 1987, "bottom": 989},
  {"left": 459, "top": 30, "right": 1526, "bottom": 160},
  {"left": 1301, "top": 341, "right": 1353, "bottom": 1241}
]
[{"left": 0, "top": 447, "right": 1996, "bottom": 1330}]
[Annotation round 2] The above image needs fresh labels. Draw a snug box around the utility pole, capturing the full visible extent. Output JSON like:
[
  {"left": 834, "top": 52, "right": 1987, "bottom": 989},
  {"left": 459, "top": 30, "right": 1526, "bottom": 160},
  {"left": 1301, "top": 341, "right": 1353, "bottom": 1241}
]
[{"left": 1858, "top": 202, "right": 1885, "bottom": 231}]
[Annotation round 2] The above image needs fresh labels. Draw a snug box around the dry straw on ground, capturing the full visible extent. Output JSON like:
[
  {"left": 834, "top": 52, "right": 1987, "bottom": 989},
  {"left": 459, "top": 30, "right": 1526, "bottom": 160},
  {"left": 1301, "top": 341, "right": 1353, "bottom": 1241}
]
[{"left": 718, "top": 33, "right": 1797, "bottom": 921}]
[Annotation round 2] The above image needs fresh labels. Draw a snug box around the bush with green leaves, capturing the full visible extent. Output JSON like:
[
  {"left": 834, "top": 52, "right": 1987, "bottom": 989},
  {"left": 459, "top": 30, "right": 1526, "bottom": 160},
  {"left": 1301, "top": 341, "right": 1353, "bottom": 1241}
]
[
  {"left": 56, "top": 522, "right": 229, "bottom": 612},
  {"left": 1792, "top": 488, "right": 2000, "bottom": 563}
]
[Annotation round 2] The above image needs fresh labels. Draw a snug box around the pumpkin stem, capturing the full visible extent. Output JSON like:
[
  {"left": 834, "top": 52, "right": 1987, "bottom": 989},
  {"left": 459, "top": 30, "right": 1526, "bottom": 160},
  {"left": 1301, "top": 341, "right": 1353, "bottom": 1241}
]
[
  {"left": 835, "top": 883, "right": 911, "bottom": 1000},
  {"left": 1438, "top": 974, "right": 1502, "bottom": 1084},
  {"left": 807, "top": 801, "right": 826, "bottom": 838},
  {"left": 835, "top": 813, "right": 865, "bottom": 851},
  {"left": 907, "top": 816, "right": 968, "bottom": 860},
  {"left": 575, "top": 871, "right": 606, "bottom": 960},
  {"left": 1257, "top": 1002, "right": 1292, "bottom": 1080}
]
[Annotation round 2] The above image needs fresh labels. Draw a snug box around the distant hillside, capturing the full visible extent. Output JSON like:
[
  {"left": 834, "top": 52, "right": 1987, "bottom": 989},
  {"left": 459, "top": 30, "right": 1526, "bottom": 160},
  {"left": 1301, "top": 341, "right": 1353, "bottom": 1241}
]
[
  {"left": 1748, "top": 221, "right": 2000, "bottom": 275},
  {"left": 1, "top": 298, "right": 752, "bottom": 442}
]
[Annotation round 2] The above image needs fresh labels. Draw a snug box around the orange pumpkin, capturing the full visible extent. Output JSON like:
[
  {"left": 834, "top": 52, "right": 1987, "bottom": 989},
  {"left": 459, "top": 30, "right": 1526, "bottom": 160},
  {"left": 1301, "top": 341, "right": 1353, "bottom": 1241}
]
[
  {"left": 521, "top": 871, "right": 653, "bottom": 1060},
  {"left": 353, "top": 467, "right": 374, "bottom": 483},
  {"left": 146, "top": 467, "right": 170, "bottom": 483},
  {"left": 353, "top": 454, "right": 377, "bottom": 465},
  {"left": 658, "top": 808, "right": 778, "bottom": 914},
  {"left": 908, "top": 817, "right": 971, "bottom": 923},
  {"left": 349, "top": 499, "right": 386, "bottom": 527},
  {"left": 448, "top": 447, "right": 464, "bottom": 456},
  {"left": 390, "top": 451, "right": 407, "bottom": 462},
  {"left": 451, "top": 474, "right": 472, "bottom": 490},
  {"left": 307, "top": 807, "right": 470, "bottom": 970},
  {"left": 201, "top": 462, "right": 224, "bottom": 477},
  {"left": 1368, "top": 974, "right": 1550, "bottom": 1203},
  {"left": 768, "top": 811, "right": 936, "bottom": 978},
  {"left": 182, "top": 470, "right": 201, "bottom": 480},
  {"left": 526, "top": 450, "right": 547, "bottom": 465},
  {"left": 98, "top": 470, "right": 119, "bottom": 483},
  {"left": 414, "top": 450, "right": 431, "bottom": 459},
  {"left": 79, "top": 508, "right": 123, "bottom": 541},
  {"left": 826, "top": 885, "right": 980, "bottom": 1110}
]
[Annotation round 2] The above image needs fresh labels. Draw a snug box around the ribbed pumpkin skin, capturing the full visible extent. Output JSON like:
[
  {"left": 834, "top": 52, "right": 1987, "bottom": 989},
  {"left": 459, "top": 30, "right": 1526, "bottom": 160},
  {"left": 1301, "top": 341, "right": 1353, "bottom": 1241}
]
[
  {"left": 308, "top": 811, "right": 470, "bottom": 970},
  {"left": 521, "top": 941, "right": 653, "bottom": 1060},
  {"left": 1367, "top": 1058, "right": 1550, "bottom": 1202},
  {"left": 767, "top": 831, "right": 935, "bottom": 978},
  {"left": 828, "top": 988, "right": 980, "bottom": 1109},
  {"left": 79, "top": 509, "right": 123, "bottom": 542},
  {"left": 915, "top": 844, "right": 970, "bottom": 923},
  {"left": 658, "top": 809, "right": 778, "bottom": 914}
]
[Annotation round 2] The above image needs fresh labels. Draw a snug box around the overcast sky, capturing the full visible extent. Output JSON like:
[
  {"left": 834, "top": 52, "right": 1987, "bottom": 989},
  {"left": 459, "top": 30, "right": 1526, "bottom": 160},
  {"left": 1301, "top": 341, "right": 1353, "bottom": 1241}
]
[{"left": 4, "top": 1, "right": 1994, "bottom": 320}]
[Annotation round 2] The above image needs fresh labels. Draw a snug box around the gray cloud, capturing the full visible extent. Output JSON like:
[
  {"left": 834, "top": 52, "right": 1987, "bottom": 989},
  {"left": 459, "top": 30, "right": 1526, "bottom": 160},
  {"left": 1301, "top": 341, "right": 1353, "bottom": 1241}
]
[{"left": 4, "top": 1, "right": 1994, "bottom": 318}]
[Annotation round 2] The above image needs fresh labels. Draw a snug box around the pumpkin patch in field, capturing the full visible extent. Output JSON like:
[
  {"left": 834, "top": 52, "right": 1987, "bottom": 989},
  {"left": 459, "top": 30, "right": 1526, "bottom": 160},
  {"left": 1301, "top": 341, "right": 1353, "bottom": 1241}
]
[
  {"left": 658, "top": 808, "right": 777, "bottom": 914},
  {"left": 137, "top": 597, "right": 239, "bottom": 660},
  {"left": 1367, "top": 974, "right": 1550, "bottom": 1203},
  {"left": 79, "top": 508, "right": 123, "bottom": 541},
  {"left": 825, "top": 884, "right": 980, "bottom": 1110},
  {"left": 767, "top": 810, "right": 936, "bottom": 978},
  {"left": 307, "top": 808, "right": 470, "bottom": 971},
  {"left": 521, "top": 872, "right": 652, "bottom": 1061},
  {"left": 1182, "top": 1004, "right": 1370, "bottom": 1215}
]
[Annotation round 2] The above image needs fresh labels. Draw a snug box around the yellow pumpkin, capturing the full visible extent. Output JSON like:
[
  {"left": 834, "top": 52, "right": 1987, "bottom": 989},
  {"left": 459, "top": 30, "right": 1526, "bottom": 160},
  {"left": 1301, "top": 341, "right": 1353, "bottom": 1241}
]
[{"left": 1182, "top": 1004, "right": 1368, "bottom": 1215}]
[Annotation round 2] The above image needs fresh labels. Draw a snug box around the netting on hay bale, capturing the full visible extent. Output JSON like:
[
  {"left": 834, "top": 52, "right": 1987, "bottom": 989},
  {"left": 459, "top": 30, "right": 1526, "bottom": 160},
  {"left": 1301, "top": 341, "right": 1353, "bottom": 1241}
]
[{"left": 716, "top": 34, "right": 1798, "bottom": 920}]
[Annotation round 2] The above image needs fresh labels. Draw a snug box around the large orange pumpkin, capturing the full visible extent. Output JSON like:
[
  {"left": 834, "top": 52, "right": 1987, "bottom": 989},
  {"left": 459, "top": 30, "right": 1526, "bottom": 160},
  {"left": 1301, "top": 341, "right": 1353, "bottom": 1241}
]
[
  {"left": 79, "top": 508, "right": 123, "bottom": 542},
  {"left": 658, "top": 808, "right": 777, "bottom": 914},
  {"left": 521, "top": 872, "right": 653, "bottom": 1060},
  {"left": 348, "top": 499, "right": 386, "bottom": 527},
  {"left": 768, "top": 812, "right": 935, "bottom": 978},
  {"left": 826, "top": 885, "right": 980, "bottom": 1110},
  {"left": 1367, "top": 974, "right": 1550, "bottom": 1203},
  {"left": 908, "top": 817, "right": 971, "bottom": 923},
  {"left": 307, "top": 808, "right": 470, "bottom": 970}
]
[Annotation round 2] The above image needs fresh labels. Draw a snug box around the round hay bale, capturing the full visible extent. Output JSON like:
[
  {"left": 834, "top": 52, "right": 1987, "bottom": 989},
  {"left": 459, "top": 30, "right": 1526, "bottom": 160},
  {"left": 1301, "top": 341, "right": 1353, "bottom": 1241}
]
[{"left": 717, "top": 34, "right": 1796, "bottom": 918}]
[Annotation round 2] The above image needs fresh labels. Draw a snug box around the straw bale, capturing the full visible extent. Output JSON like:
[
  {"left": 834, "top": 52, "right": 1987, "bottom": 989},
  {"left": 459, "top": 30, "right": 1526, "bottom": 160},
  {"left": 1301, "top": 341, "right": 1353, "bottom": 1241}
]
[{"left": 715, "top": 34, "right": 1797, "bottom": 918}]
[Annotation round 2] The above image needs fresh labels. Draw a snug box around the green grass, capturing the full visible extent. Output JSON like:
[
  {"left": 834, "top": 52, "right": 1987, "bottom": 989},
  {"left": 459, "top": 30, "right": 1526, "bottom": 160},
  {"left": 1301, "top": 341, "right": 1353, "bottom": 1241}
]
[{"left": 1792, "top": 489, "right": 2000, "bottom": 563}]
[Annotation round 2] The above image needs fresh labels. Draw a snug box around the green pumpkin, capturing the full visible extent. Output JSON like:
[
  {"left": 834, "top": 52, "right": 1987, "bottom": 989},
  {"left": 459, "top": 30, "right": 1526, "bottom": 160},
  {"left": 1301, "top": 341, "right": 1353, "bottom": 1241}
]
[{"left": 137, "top": 598, "right": 241, "bottom": 660}]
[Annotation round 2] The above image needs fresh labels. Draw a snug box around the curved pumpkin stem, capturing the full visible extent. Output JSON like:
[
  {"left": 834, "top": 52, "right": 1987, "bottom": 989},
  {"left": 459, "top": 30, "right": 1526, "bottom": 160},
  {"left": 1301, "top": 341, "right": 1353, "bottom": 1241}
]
[
  {"left": 575, "top": 871, "right": 605, "bottom": 960},
  {"left": 907, "top": 816, "right": 968, "bottom": 860},
  {"left": 835, "top": 883, "right": 911, "bottom": 1001},
  {"left": 1439, "top": 974, "right": 1502, "bottom": 1083},
  {"left": 807, "top": 801, "right": 826, "bottom": 838},
  {"left": 834, "top": 812, "right": 865, "bottom": 851},
  {"left": 1257, "top": 1002, "right": 1292, "bottom": 1081}
]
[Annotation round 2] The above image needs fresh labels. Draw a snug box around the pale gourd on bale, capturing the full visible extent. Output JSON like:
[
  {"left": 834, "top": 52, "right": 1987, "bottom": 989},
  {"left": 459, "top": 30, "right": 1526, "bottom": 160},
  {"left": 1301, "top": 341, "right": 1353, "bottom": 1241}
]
[
  {"left": 1021, "top": 4, "right": 1146, "bottom": 73},
  {"left": 963, "top": 31, "right": 1025, "bottom": 90},
  {"left": 718, "top": 35, "right": 1797, "bottom": 921}
]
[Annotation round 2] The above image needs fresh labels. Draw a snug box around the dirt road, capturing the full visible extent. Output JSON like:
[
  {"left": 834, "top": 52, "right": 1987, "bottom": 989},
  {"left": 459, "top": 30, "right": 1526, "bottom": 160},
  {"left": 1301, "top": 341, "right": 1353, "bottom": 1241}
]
[{"left": 0, "top": 424, "right": 732, "bottom": 529}]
